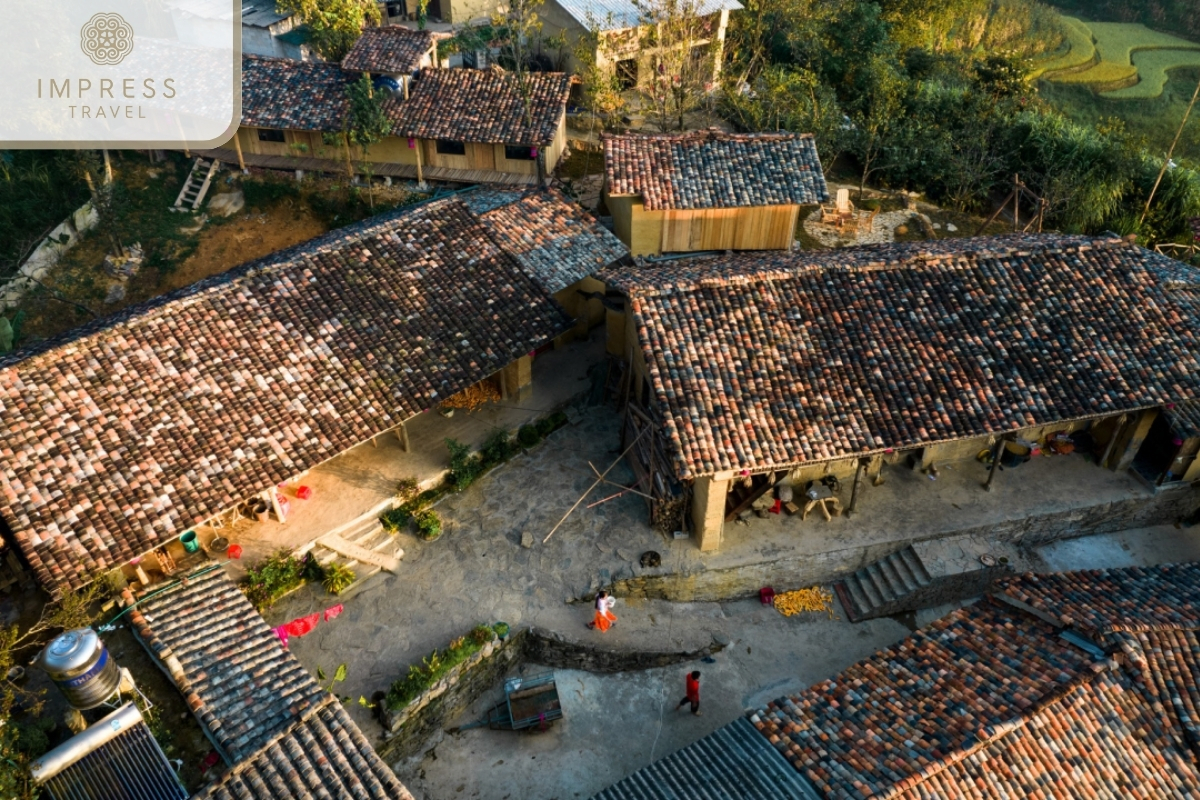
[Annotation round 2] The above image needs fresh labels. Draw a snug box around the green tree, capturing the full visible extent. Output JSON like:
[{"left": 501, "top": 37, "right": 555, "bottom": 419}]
[
  {"left": 344, "top": 73, "right": 394, "bottom": 209},
  {"left": 275, "top": 0, "right": 380, "bottom": 61},
  {"left": 634, "top": 0, "right": 719, "bottom": 132},
  {"left": 849, "top": 56, "right": 905, "bottom": 198}
]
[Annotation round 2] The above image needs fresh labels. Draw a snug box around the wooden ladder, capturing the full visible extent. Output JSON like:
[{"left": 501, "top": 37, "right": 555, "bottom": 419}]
[{"left": 171, "top": 157, "right": 220, "bottom": 212}]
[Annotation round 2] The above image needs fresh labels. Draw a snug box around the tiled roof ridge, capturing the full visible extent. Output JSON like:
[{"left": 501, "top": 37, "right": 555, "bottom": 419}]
[
  {"left": 0, "top": 195, "right": 467, "bottom": 371},
  {"left": 618, "top": 234, "right": 1132, "bottom": 298}
]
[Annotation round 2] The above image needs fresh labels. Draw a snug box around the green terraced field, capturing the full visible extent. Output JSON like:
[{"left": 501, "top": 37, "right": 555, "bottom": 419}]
[
  {"left": 1037, "top": 16, "right": 1200, "bottom": 97},
  {"left": 1032, "top": 16, "right": 1095, "bottom": 78},
  {"left": 1103, "top": 49, "right": 1200, "bottom": 98}
]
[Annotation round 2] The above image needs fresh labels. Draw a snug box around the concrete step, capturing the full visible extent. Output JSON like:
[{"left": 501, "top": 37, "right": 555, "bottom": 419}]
[
  {"left": 878, "top": 554, "right": 912, "bottom": 594},
  {"left": 852, "top": 571, "right": 883, "bottom": 610},
  {"left": 890, "top": 546, "right": 921, "bottom": 589},
  {"left": 318, "top": 531, "right": 402, "bottom": 573},
  {"left": 843, "top": 575, "right": 873, "bottom": 617}
]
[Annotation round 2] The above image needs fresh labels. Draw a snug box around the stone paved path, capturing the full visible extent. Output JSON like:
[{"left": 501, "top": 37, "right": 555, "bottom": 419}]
[{"left": 270, "top": 407, "right": 667, "bottom": 735}]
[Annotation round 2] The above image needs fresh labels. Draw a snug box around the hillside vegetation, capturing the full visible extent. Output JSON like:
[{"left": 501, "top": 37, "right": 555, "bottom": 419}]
[{"left": 720, "top": 0, "right": 1200, "bottom": 245}]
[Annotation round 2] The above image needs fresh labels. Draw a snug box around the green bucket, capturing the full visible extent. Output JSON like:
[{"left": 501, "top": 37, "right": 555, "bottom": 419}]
[{"left": 180, "top": 531, "right": 199, "bottom": 553}]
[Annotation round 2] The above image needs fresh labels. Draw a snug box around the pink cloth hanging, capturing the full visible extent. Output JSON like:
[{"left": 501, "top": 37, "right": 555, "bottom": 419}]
[
  {"left": 324, "top": 604, "right": 344, "bottom": 622},
  {"left": 273, "top": 626, "right": 289, "bottom": 649}
]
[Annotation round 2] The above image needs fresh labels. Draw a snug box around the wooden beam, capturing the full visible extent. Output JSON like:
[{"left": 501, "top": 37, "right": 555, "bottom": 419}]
[
  {"left": 266, "top": 488, "right": 286, "bottom": 523},
  {"left": 846, "top": 458, "right": 867, "bottom": 517},
  {"left": 396, "top": 420, "right": 411, "bottom": 453},
  {"left": 984, "top": 435, "right": 1008, "bottom": 491},
  {"left": 232, "top": 131, "right": 246, "bottom": 172}
]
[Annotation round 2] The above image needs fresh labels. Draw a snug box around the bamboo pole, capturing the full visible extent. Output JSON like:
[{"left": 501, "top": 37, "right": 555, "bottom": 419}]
[
  {"left": 544, "top": 429, "right": 647, "bottom": 544},
  {"left": 1141, "top": 74, "right": 1200, "bottom": 225},
  {"left": 232, "top": 131, "right": 246, "bottom": 172}
]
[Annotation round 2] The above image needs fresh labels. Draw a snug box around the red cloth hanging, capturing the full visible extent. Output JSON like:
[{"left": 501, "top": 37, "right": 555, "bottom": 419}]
[
  {"left": 323, "top": 604, "right": 344, "bottom": 622},
  {"left": 283, "top": 612, "right": 320, "bottom": 638}
]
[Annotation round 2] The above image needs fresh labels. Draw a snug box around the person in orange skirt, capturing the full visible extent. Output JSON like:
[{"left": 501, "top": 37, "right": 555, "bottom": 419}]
[{"left": 587, "top": 590, "right": 617, "bottom": 632}]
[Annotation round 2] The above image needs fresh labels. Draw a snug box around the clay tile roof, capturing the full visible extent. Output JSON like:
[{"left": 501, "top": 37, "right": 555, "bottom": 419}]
[
  {"left": 0, "top": 198, "right": 571, "bottom": 593},
  {"left": 603, "top": 130, "right": 829, "bottom": 211},
  {"left": 130, "top": 566, "right": 413, "bottom": 799},
  {"left": 131, "top": 566, "right": 327, "bottom": 761},
  {"left": 1164, "top": 400, "right": 1200, "bottom": 440},
  {"left": 995, "top": 562, "right": 1200, "bottom": 636},
  {"left": 386, "top": 68, "right": 572, "bottom": 146},
  {"left": 466, "top": 188, "right": 629, "bottom": 294},
  {"left": 241, "top": 54, "right": 351, "bottom": 133},
  {"left": 193, "top": 697, "right": 414, "bottom": 800},
  {"left": 342, "top": 27, "right": 436, "bottom": 74},
  {"left": 743, "top": 564, "right": 1200, "bottom": 800},
  {"left": 604, "top": 234, "right": 1200, "bottom": 480}
]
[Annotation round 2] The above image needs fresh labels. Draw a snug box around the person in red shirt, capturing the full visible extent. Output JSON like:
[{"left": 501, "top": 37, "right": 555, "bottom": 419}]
[{"left": 676, "top": 670, "right": 701, "bottom": 716}]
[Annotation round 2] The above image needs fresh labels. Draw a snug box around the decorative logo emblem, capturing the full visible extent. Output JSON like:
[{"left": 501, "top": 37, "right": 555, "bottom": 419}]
[{"left": 80, "top": 13, "right": 134, "bottom": 66}]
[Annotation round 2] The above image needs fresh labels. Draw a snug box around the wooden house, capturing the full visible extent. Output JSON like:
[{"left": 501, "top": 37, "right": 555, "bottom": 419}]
[
  {"left": 341, "top": 26, "right": 442, "bottom": 96},
  {"left": 221, "top": 55, "right": 572, "bottom": 186},
  {"left": 602, "top": 130, "right": 829, "bottom": 256}
]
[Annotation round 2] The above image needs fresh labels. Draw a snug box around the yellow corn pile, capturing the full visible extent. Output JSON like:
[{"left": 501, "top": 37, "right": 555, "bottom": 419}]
[{"left": 773, "top": 586, "right": 836, "bottom": 619}]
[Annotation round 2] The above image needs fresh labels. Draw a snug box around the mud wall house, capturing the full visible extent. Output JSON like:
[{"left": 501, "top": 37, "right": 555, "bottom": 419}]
[
  {"left": 602, "top": 131, "right": 829, "bottom": 256},
  {"left": 597, "top": 563, "right": 1200, "bottom": 799},
  {"left": 229, "top": 55, "right": 572, "bottom": 185},
  {"left": 0, "top": 197, "right": 575, "bottom": 596},
  {"left": 538, "top": 0, "right": 741, "bottom": 92},
  {"left": 602, "top": 234, "right": 1200, "bottom": 550}
]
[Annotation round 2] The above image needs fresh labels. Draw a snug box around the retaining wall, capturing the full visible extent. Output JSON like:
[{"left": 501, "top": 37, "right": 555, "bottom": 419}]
[
  {"left": 375, "top": 626, "right": 722, "bottom": 764},
  {"left": 2, "top": 202, "right": 97, "bottom": 310},
  {"left": 614, "top": 484, "right": 1200, "bottom": 603}
]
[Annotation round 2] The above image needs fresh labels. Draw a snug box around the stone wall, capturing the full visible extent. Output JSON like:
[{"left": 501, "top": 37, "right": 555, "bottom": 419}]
[
  {"left": 2, "top": 202, "right": 97, "bottom": 310},
  {"left": 374, "top": 627, "right": 723, "bottom": 765},
  {"left": 615, "top": 485, "right": 1200, "bottom": 603}
]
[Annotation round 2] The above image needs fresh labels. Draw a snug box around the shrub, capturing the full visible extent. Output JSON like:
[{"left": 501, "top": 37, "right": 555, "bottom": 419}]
[
  {"left": 241, "top": 176, "right": 301, "bottom": 209},
  {"left": 446, "top": 437, "right": 483, "bottom": 489},
  {"left": 380, "top": 478, "right": 442, "bottom": 532},
  {"left": 241, "top": 550, "right": 319, "bottom": 611},
  {"left": 536, "top": 411, "right": 569, "bottom": 438},
  {"left": 322, "top": 562, "right": 357, "bottom": 595},
  {"left": 517, "top": 424, "right": 542, "bottom": 448},
  {"left": 414, "top": 509, "right": 442, "bottom": 541},
  {"left": 479, "top": 429, "right": 517, "bottom": 467},
  {"left": 386, "top": 625, "right": 497, "bottom": 709}
]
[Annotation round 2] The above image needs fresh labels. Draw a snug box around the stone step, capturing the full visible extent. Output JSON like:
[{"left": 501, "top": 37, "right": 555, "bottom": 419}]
[
  {"left": 853, "top": 570, "right": 884, "bottom": 611},
  {"left": 843, "top": 574, "right": 874, "bottom": 617},
  {"left": 900, "top": 546, "right": 933, "bottom": 584},
  {"left": 317, "top": 531, "right": 402, "bottom": 574},
  {"left": 865, "top": 563, "right": 896, "bottom": 603},
  {"left": 889, "top": 547, "right": 921, "bottom": 589},
  {"left": 878, "top": 554, "right": 912, "bottom": 595}
]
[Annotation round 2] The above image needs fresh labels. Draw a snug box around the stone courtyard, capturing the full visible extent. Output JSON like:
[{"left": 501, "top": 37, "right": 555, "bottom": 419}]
[{"left": 253, "top": 392, "right": 1200, "bottom": 799}]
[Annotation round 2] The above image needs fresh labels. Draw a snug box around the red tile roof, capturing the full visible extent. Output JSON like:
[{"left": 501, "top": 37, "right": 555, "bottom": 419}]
[
  {"left": 605, "top": 235, "right": 1200, "bottom": 479},
  {"left": 241, "top": 54, "right": 351, "bottom": 133},
  {"left": 748, "top": 563, "right": 1200, "bottom": 800},
  {"left": 603, "top": 130, "right": 828, "bottom": 210},
  {"left": 342, "top": 26, "right": 437, "bottom": 74},
  {"left": 386, "top": 68, "right": 572, "bottom": 146},
  {"left": 0, "top": 199, "right": 570, "bottom": 593}
]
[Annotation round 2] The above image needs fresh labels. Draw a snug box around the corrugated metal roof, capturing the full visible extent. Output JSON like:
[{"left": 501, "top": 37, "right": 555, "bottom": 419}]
[
  {"left": 553, "top": 0, "right": 741, "bottom": 30},
  {"left": 590, "top": 717, "right": 821, "bottom": 800}
]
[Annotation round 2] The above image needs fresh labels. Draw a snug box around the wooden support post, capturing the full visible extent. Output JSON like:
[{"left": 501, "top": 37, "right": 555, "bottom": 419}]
[
  {"left": 371, "top": 435, "right": 378, "bottom": 448},
  {"left": 984, "top": 435, "right": 1007, "bottom": 491},
  {"left": 846, "top": 458, "right": 867, "bottom": 517},
  {"left": 232, "top": 131, "right": 246, "bottom": 172},
  {"left": 1114, "top": 410, "right": 1158, "bottom": 472},
  {"left": 1012, "top": 174, "right": 1020, "bottom": 232},
  {"left": 396, "top": 420, "right": 411, "bottom": 453},
  {"left": 1099, "top": 414, "right": 1129, "bottom": 470},
  {"left": 415, "top": 139, "right": 425, "bottom": 187},
  {"left": 692, "top": 474, "right": 729, "bottom": 552}
]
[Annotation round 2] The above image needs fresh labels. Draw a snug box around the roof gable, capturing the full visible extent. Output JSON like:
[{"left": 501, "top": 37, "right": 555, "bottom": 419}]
[{"left": 604, "top": 130, "right": 828, "bottom": 210}]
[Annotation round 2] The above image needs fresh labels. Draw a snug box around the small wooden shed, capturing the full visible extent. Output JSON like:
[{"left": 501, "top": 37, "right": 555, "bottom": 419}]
[{"left": 602, "top": 130, "right": 829, "bottom": 256}]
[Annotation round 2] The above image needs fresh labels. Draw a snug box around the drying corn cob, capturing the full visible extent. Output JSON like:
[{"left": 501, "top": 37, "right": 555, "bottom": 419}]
[{"left": 773, "top": 586, "right": 836, "bottom": 619}]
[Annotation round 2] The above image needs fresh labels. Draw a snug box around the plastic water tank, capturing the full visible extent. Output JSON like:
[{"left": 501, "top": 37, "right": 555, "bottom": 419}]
[
  {"left": 35, "top": 629, "right": 121, "bottom": 710},
  {"left": 372, "top": 75, "right": 402, "bottom": 97}
]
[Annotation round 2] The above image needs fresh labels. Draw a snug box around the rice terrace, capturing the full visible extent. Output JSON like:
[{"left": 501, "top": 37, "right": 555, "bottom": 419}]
[{"left": 1035, "top": 15, "right": 1200, "bottom": 98}]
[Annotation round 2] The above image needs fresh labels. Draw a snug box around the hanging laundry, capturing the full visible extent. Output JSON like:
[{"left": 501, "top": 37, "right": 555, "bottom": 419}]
[
  {"left": 324, "top": 603, "right": 344, "bottom": 622},
  {"left": 283, "top": 612, "right": 320, "bottom": 639},
  {"left": 273, "top": 626, "right": 289, "bottom": 649}
]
